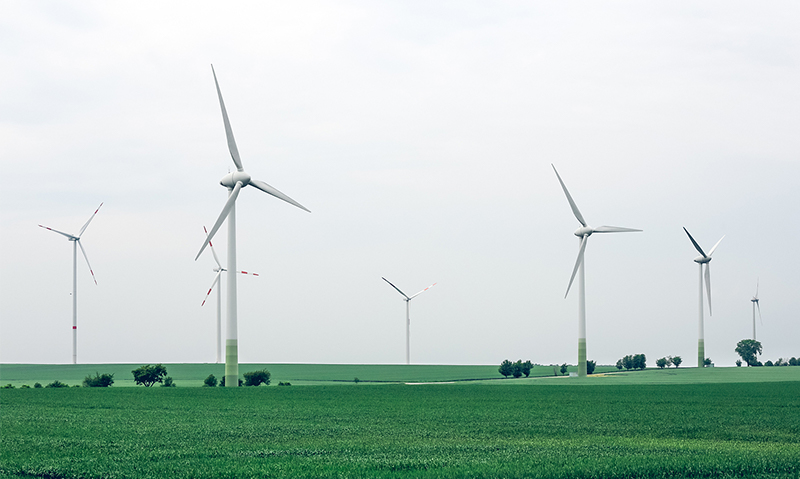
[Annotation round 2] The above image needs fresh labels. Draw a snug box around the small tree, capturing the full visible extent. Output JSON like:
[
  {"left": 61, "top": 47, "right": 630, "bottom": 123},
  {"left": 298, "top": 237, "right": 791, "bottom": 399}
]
[
  {"left": 560, "top": 363, "right": 569, "bottom": 376},
  {"left": 203, "top": 374, "right": 218, "bottom": 387},
  {"left": 521, "top": 360, "right": 533, "bottom": 377},
  {"left": 704, "top": 357, "right": 713, "bottom": 367},
  {"left": 735, "top": 339, "right": 762, "bottom": 367},
  {"left": 83, "top": 372, "right": 114, "bottom": 387},
  {"left": 790, "top": 357, "right": 798, "bottom": 366},
  {"left": 586, "top": 360, "right": 596, "bottom": 375},
  {"left": 666, "top": 356, "right": 674, "bottom": 368},
  {"left": 243, "top": 369, "right": 271, "bottom": 386},
  {"left": 656, "top": 357, "right": 668, "bottom": 369},
  {"left": 512, "top": 360, "right": 523, "bottom": 378},
  {"left": 671, "top": 356, "right": 682, "bottom": 368},
  {"left": 33, "top": 382, "right": 42, "bottom": 388},
  {"left": 132, "top": 364, "right": 168, "bottom": 387},
  {"left": 45, "top": 380, "right": 69, "bottom": 388},
  {"left": 736, "top": 359, "right": 742, "bottom": 367},
  {"left": 615, "top": 359, "right": 623, "bottom": 370},
  {"left": 499, "top": 359, "right": 514, "bottom": 378},
  {"left": 622, "top": 355, "right": 634, "bottom": 371},
  {"left": 161, "top": 377, "right": 176, "bottom": 387}
]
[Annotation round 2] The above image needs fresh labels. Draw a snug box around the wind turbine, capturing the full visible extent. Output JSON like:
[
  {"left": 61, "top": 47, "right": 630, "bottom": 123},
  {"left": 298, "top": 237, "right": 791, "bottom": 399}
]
[
  {"left": 196, "top": 65, "right": 310, "bottom": 387},
  {"left": 200, "top": 226, "right": 259, "bottom": 364},
  {"left": 552, "top": 165, "right": 641, "bottom": 378},
  {"left": 382, "top": 277, "right": 436, "bottom": 364},
  {"left": 682, "top": 227, "right": 724, "bottom": 368},
  {"left": 39, "top": 203, "right": 103, "bottom": 364},
  {"left": 750, "top": 280, "right": 761, "bottom": 340}
]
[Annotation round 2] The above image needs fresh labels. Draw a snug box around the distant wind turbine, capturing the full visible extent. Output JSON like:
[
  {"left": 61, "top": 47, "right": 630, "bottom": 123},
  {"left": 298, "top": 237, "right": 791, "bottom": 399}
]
[
  {"left": 682, "top": 227, "right": 724, "bottom": 368},
  {"left": 382, "top": 277, "right": 436, "bottom": 364},
  {"left": 196, "top": 65, "right": 310, "bottom": 387},
  {"left": 200, "top": 226, "right": 259, "bottom": 364},
  {"left": 39, "top": 203, "right": 103, "bottom": 364},
  {"left": 552, "top": 165, "right": 641, "bottom": 378},
  {"left": 751, "top": 280, "right": 762, "bottom": 340}
]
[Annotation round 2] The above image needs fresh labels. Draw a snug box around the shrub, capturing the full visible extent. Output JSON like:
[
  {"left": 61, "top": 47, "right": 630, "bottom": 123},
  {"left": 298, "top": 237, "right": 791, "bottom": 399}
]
[
  {"left": 736, "top": 360, "right": 742, "bottom": 367},
  {"left": 278, "top": 382, "right": 292, "bottom": 386},
  {"left": 560, "top": 363, "right": 569, "bottom": 376},
  {"left": 586, "top": 360, "right": 596, "bottom": 375},
  {"left": 243, "top": 370, "right": 271, "bottom": 386},
  {"left": 45, "top": 380, "right": 69, "bottom": 388},
  {"left": 33, "top": 383, "right": 42, "bottom": 388},
  {"left": 2, "top": 384, "right": 14, "bottom": 389},
  {"left": 704, "top": 357, "right": 713, "bottom": 367},
  {"left": 160, "top": 377, "right": 176, "bottom": 387},
  {"left": 83, "top": 372, "right": 114, "bottom": 387},
  {"left": 220, "top": 377, "right": 243, "bottom": 387},
  {"left": 203, "top": 374, "right": 218, "bottom": 387},
  {"left": 353, "top": 377, "right": 360, "bottom": 384},
  {"left": 765, "top": 360, "right": 774, "bottom": 367},
  {"left": 20, "top": 384, "right": 30, "bottom": 389}
]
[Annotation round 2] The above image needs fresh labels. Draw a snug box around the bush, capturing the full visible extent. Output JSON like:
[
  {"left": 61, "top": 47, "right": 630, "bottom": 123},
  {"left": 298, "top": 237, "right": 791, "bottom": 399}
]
[
  {"left": 586, "top": 360, "right": 596, "bottom": 375},
  {"left": 220, "top": 376, "right": 243, "bottom": 387},
  {"left": 160, "top": 377, "right": 176, "bottom": 387},
  {"left": 278, "top": 382, "right": 292, "bottom": 386},
  {"left": 33, "top": 383, "right": 42, "bottom": 388},
  {"left": 243, "top": 370, "right": 271, "bottom": 386},
  {"left": 83, "top": 372, "right": 114, "bottom": 387},
  {"left": 704, "top": 357, "right": 713, "bottom": 367},
  {"left": 560, "top": 363, "right": 569, "bottom": 376},
  {"left": 203, "top": 374, "right": 218, "bottom": 387},
  {"left": 2, "top": 384, "right": 14, "bottom": 389},
  {"left": 132, "top": 364, "right": 167, "bottom": 387},
  {"left": 45, "top": 380, "right": 69, "bottom": 388},
  {"left": 736, "top": 360, "right": 742, "bottom": 367},
  {"left": 353, "top": 377, "right": 360, "bottom": 384},
  {"left": 765, "top": 360, "right": 774, "bottom": 367},
  {"left": 20, "top": 384, "right": 30, "bottom": 389}
]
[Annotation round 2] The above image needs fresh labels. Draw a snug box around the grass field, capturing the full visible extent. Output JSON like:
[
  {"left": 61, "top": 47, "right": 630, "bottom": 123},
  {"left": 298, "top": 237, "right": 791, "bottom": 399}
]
[{"left": 1, "top": 366, "right": 799, "bottom": 478}]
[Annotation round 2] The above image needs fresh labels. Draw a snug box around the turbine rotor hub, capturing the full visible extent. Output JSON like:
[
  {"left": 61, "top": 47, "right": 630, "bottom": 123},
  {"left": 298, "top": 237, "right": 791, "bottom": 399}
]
[
  {"left": 694, "top": 255, "right": 711, "bottom": 264},
  {"left": 574, "top": 226, "right": 594, "bottom": 237},
  {"left": 220, "top": 170, "right": 251, "bottom": 188}
]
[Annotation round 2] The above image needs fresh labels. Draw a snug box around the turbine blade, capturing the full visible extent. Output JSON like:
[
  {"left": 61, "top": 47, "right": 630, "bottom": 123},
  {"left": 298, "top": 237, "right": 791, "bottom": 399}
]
[
  {"left": 202, "top": 271, "right": 222, "bottom": 306},
  {"left": 593, "top": 226, "right": 642, "bottom": 233},
  {"left": 203, "top": 226, "right": 223, "bottom": 269},
  {"left": 195, "top": 181, "right": 243, "bottom": 261},
  {"left": 755, "top": 278, "right": 759, "bottom": 299},
  {"left": 408, "top": 282, "right": 437, "bottom": 300},
  {"left": 551, "top": 164, "right": 586, "bottom": 227},
  {"left": 708, "top": 235, "right": 725, "bottom": 256},
  {"left": 250, "top": 179, "right": 310, "bottom": 213},
  {"left": 756, "top": 301, "right": 762, "bottom": 325},
  {"left": 683, "top": 227, "right": 707, "bottom": 257},
  {"left": 705, "top": 263, "right": 712, "bottom": 316},
  {"left": 382, "top": 277, "right": 410, "bottom": 300},
  {"left": 565, "top": 236, "right": 588, "bottom": 298},
  {"left": 39, "top": 224, "right": 76, "bottom": 240},
  {"left": 76, "top": 240, "right": 97, "bottom": 285},
  {"left": 238, "top": 270, "right": 259, "bottom": 276},
  {"left": 78, "top": 202, "right": 103, "bottom": 236},
  {"left": 211, "top": 64, "right": 243, "bottom": 171}
]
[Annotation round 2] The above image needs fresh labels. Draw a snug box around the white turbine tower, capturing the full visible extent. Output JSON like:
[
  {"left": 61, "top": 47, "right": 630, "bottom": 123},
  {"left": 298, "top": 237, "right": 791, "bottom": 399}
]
[
  {"left": 39, "top": 203, "right": 103, "bottom": 364},
  {"left": 552, "top": 165, "right": 641, "bottom": 378},
  {"left": 196, "top": 65, "right": 310, "bottom": 387},
  {"left": 682, "top": 227, "right": 724, "bottom": 368},
  {"left": 200, "top": 226, "right": 259, "bottom": 364},
  {"left": 382, "top": 277, "right": 436, "bottom": 365},
  {"left": 750, "top": 280, "right": 762, "bottom": 340}
]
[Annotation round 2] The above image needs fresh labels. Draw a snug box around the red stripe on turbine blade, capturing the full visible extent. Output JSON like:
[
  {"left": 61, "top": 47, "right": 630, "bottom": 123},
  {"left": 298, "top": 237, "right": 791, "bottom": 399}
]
[
  {"left": 241, "top": 271, "right": 248, "bottom": 274},
  {"left": 201, "top": 300, "right": 207, "bottom": 306},
  {"left": 253, "top": 273, "right": 259, "bottom": 276},
  {"left": 73, "top": 326, "right": 77, "bottom": 329}
]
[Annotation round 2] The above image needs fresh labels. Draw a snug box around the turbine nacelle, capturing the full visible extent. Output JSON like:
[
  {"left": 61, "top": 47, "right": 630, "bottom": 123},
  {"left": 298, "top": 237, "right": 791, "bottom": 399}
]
[
  {"left": 574, "top": 226, "right": 594, "bottom": 238},
  {"left": 693, "top": 255, "right": 711, "bottom": 264},
  {"left": 220, "top": 171, "right": 251, "bottom": 189}
]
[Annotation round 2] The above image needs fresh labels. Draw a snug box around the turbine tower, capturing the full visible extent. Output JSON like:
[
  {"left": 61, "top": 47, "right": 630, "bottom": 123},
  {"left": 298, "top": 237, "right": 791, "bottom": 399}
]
[
  {"left": 39, "top": 203, "right": 103, "bottom": 364},
  {"left": 382, "top": 277, "right": 436, "bottom": 364},
  {"left": 750, "top": 280, "right": 761, "bottom": 340},
  {"left": 552, "top": 165, "right": 641, "bottom": 378},
  {"left": 196, "top": 65, "right": 309, "bottom": 387},
  {"left": 200, "top": 226, "right": 259, "bottom": 364},
  {"left": 682, "top": 227, "right": 724, "bottom": 368}
]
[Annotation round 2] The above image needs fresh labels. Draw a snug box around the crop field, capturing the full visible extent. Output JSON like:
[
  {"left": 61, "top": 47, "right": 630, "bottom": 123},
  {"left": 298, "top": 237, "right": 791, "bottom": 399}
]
[{"left": 2, "top": 366, "right": 799, "bottom": 478}]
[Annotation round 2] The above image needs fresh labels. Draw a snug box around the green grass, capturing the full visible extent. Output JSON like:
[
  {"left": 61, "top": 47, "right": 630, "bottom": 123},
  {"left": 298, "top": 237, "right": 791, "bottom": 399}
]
[{"left": 2, "top": 380, "right": 799, "bottom": 478}]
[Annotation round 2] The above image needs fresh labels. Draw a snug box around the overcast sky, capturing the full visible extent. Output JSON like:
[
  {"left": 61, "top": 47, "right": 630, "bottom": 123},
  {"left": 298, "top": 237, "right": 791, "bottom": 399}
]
[{"left": 1, "top": 1, "right": 798, "bottom": 367}]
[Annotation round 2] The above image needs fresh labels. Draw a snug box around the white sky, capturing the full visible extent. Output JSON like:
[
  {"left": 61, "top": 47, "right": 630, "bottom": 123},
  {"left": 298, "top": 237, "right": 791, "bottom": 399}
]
[{"left": 1, "top": 1, "right": 798, "bottom": 367}]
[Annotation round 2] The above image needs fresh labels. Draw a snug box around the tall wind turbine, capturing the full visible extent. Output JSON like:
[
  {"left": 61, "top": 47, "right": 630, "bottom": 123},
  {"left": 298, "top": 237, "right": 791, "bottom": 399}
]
[
  {"left": 750, "top": 280, "right": 761, "bottom": 340},
  {"left": 39, "top": 203, "right": 103, "bottom": 364},
  {"left": 552, "top": 165, "right": 641, "bottom": 378},
  {"left": 682, "top": 227, "right": 724, "bottom": 368},
  {"left": 196, "top": 65, "right": 309, "bottom": 387},
  {"left": 200, "top": 226, "right": 259, "bottom": 364},
  {"left": 382, "top": 277, "right": 436, "bottom": 364}
]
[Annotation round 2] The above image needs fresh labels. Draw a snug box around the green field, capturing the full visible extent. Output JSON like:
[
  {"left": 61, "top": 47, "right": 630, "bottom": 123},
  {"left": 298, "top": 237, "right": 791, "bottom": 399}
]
[{"left": 2, "top": 365, "right": 799, "bottom": 478}]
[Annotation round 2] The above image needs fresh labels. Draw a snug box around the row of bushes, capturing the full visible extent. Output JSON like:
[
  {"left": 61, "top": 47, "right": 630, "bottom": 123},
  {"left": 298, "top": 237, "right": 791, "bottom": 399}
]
[
  {"left": 737, "top": 357, "right": 800, "bottom": 367},
  {"left": 203, "top": 370, "right": 271, "bottom": 387}
]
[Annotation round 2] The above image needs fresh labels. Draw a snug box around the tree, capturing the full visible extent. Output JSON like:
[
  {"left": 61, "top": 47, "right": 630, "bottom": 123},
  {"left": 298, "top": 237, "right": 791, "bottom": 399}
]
[
  {"left": 615, "top": 359, "right": 623, "bottom": 370},
  {"left": 666, "top": 356, "right": 674, "bottom": 368},
  {"left": 633, "top": 354, "right": 646, "bottom": 370},
  {"left": 736, "top": 359, "right": 742, "bottom": 367},
  {"left": 704, "top": 357, "right": 713, "bottom": 367},
  {"left": 656, "top": 358, "right": 668, "bottom": 369},
  {"left": 33, "top": 383, "right": 42, "bottom": 388},
  {"left": 83, "top": 372, "right": 114, "bottom": 387},
  {"left": 243, "top": 369, "right": 271, "bottom": 386},
  {"left": 622, "top": 355, "right": 634, "bottom": 371},
  {"left": 521, "top": 360, "right": 533, "bottom": 377},
  {"left": 203, "top": 374, "right": 218, "bottom": 387},
  {"left": 132, "top": 364, "right": 167, "bottom": 387},
  {"left": 671, "top": 356, "right": 682, "bottom": 368},
  {"left": 586, "top": 360, "right": 596, "bottom": 375},
  {"left": 499, "top": 360, "right": 514, "bottom": 378},
  {"left": 790, "top": 357, "right": 798, "bottom": 366},
  {"left": 764, "top": 360, "right": 774, "bottom": 367},
  {"left": 560, "top": 363, "right": 569, "bottom": 376},
  {"left": 512, "top": 360, "right": 523, "bottom": 378},
  {"left": 735, "top": 339, "right": 762, "bottom": 367}
]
